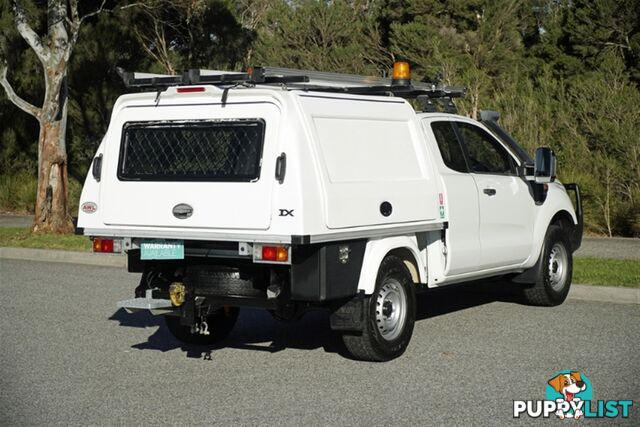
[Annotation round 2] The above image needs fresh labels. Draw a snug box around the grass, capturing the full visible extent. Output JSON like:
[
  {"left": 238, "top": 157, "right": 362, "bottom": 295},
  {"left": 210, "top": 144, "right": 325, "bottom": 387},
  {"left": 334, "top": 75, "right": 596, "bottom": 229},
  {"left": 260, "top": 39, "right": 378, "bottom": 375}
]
[
  {"left": 0, "top": 227, "right": 91, "bottom": 252},
  {"left": 573, "top": 257, "right": 639, "bottom": 288}
]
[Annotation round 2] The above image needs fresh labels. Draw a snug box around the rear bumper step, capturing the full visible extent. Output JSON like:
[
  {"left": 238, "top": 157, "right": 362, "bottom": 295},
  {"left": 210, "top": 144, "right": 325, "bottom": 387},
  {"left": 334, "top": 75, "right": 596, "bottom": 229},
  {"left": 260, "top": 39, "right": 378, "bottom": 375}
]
[{"left": 117, "top": 290, "right": 174, "bottom": 315}]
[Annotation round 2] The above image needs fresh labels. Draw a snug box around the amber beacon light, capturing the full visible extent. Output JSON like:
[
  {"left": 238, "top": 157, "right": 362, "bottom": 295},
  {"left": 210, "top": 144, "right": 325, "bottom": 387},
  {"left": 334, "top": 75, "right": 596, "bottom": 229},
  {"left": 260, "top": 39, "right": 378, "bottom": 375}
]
[{"left": 392, "top": 61, "right": 411, "bottom": 86}]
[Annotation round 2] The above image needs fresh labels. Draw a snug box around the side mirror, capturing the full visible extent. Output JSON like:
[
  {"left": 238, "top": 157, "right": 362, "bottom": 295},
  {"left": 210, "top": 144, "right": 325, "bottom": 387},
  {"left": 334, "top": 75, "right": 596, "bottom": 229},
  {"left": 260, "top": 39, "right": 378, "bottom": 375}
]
[{"left": 534, "top": 147, "right": 556, "bottom": 183}]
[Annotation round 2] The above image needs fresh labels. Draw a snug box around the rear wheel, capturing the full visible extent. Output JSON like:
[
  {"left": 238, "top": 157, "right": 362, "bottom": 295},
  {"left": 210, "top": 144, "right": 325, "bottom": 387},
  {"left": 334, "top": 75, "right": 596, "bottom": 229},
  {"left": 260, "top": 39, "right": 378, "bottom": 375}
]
[
  {"left": 522, "top": 225, "right": 573, "bottom": 306},
  {"left": 165, "top": 306, "right": 239, "bottom": 345},
  {"left": 342, "top": 255, "right": 416, "bottom": 362}
]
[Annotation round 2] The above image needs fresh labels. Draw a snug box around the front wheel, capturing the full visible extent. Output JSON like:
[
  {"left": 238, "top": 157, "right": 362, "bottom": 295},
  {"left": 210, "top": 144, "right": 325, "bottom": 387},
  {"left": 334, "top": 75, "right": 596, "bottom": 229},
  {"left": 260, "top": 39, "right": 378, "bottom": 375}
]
[
  {"left": 165, "top": 306, "right": 239, "bottom": 345},
  {"left": 342, "top": 255, "right": 416, "bottom": 362},
  {"left": 522, "top": 224, "right": 573, "bottom": 306}
]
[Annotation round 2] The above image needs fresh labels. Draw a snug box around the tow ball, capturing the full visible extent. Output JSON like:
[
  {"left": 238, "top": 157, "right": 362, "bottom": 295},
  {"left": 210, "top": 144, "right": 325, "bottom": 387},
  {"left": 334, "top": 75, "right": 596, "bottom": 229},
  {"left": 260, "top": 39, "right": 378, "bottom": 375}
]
[{"left": 168, "top": 282, "right": 186, "bottom": 306}]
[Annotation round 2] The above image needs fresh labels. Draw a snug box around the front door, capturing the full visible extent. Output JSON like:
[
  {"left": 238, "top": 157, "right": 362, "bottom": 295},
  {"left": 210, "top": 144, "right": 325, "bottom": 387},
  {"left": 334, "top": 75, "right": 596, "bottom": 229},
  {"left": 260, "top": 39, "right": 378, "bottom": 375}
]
[{"left": 454, "top": 121, "right": 535, "bottom": 268}]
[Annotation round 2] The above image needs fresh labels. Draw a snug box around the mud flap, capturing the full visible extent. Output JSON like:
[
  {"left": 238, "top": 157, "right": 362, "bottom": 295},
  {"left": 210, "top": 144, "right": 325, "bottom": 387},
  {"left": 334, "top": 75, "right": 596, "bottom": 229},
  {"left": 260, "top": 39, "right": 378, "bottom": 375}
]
[
  {"left": 329, "top": 292, "right": 367, "bottom": 333},
  {"left": 563, "top": 183, "right": 583, "bottom": 251},
  {"left": 180, "top": 295, "right": 196, "bottom": 326}
]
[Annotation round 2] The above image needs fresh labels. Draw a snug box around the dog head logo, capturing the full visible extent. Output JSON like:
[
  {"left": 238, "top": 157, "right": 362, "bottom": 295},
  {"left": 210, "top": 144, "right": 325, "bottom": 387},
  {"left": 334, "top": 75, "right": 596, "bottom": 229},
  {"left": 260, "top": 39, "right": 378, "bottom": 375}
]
[{"left": 546, "top": 371, "right": 590, "bottom": 419}]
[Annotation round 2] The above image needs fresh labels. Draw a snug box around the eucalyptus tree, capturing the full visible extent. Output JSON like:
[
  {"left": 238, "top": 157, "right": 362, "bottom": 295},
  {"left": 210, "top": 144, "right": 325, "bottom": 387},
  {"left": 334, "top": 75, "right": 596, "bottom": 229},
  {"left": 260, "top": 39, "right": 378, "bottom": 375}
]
[{"left": 0, "top": 0, "right": 107, "bottom": 233}]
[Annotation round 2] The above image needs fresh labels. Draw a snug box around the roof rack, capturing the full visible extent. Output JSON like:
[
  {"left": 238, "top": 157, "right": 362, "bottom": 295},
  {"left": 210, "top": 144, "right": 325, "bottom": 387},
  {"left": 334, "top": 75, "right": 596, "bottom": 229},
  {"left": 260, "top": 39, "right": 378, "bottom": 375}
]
[{"left": 115, "top": 66, "right": 465, "bottom": 101}]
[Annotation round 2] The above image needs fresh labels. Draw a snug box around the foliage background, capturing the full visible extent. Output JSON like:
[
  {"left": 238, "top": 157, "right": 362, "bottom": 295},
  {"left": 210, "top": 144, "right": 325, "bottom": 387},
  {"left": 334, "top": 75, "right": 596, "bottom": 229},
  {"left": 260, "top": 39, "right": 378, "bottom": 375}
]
[{"left": 1, "top": 0, "right": 639, "bottom": 236}]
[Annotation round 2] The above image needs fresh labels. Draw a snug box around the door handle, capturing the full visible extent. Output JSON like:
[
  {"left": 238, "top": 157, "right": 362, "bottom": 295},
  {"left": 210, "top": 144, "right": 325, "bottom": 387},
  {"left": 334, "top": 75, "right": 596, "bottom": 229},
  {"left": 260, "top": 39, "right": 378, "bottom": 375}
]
[
  {"left": 275, "top": 152, "right": 286, "bottom": 184},
  {"left": 483, "top": 188, "right": 497, "bottom": 196}
]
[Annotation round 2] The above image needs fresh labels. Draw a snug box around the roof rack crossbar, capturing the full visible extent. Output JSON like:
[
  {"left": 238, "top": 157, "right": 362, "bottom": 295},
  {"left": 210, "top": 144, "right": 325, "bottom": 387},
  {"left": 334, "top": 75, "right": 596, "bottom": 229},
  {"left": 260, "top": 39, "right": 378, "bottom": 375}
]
[
  {"left": 263, "top": 75, "right": 310, "bottom": 84},
  {"left": 189, "top": 71, "right": 250, "bottom": 84},
  {"left": 247, "top": 67, "right": 310, "bottom": 85},
  {"left": 256, "top": 66, "right": 392, "bottom": 87},
  {"left": 116, "top": 67, "right": 185, "bottom": 88},
  {"left": 299, "top": 84, "right": 465, "bottom": 98}
]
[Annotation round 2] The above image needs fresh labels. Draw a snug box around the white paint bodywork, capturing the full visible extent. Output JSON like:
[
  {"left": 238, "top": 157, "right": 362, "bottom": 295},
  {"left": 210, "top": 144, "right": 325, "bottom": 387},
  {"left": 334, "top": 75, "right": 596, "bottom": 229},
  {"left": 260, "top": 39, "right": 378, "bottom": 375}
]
[{"left": 78, "top": 85, "right": 579, "bottom": 296}]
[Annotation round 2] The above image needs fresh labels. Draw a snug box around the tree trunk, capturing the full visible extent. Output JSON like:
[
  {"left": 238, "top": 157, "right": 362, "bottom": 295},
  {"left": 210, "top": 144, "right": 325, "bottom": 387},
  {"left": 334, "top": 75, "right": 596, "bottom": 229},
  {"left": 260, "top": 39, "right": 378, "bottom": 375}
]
[
  {"left": 33, "top": 96, "right": 73, "bottom": 234},
  {"left": 31, "top": 56, "right": 74, "bottom": 234}
]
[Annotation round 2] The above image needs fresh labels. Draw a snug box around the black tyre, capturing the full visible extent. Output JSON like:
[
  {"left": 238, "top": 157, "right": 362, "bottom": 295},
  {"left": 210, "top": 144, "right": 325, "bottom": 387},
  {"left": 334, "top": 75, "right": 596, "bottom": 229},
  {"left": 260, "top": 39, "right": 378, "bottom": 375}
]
[
  {"left": 522, "top": 224, "right": 573, "bottom": 306},
  {"left": 165, "top": 306, "right": 239, "bottom": 345},
  {"left": 342, "top": 255, "right": 416, "bottom": 362}
]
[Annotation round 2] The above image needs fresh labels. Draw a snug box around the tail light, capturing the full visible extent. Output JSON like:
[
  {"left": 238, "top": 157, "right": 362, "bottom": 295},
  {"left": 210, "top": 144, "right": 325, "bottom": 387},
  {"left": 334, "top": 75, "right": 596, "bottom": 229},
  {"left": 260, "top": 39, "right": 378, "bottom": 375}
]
[
  {"left": 253, "top": 244, "right": 290, "bottom": 264},
  {"left": 92, "top": 238, "right": 123, "bottom": 253}
]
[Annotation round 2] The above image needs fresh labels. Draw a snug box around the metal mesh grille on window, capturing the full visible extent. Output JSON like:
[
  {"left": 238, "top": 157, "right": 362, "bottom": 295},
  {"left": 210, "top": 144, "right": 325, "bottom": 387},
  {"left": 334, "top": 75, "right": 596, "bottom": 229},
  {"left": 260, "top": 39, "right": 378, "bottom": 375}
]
[{"left": 119, "top": 120, "right": 265, "bottom": 181}]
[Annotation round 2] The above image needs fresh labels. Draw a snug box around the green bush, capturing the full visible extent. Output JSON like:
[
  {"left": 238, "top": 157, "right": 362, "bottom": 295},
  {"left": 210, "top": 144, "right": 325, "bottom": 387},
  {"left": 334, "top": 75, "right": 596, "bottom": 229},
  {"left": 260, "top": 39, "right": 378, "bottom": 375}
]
[
  {"left": 0, "top": 173, "right": 83, "bottom": 216},
  {"left": 68, "top": 176, "right": 83, "bottom": 216},
  {"left": 0, "top": 173, "right": 37, "bottom": 213}
]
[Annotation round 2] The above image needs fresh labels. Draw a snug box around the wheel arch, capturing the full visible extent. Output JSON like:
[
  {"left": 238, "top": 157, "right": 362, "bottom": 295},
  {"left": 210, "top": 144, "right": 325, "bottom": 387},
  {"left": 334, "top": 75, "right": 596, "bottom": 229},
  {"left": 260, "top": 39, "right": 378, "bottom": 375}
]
[
  {"left": 514, "top": 209, "right": 576, "bottom": 284},
  {"left": 529, "top": 185, "right": 579, "bottom": 266},
  {"left": 531, "top": 208, "right": 577, "bottom": 261},
  {"left": 549, "top": 208, "right": 582, "bottom": 252},
  {"left": 550, "top": 209, "right": 575, "bottom": 230},
  {"left": 388, "top": 247, "right": 421, "bottom": 284},
  {"left": 356, "top": 236, "right": 426, "bottom": 295}
]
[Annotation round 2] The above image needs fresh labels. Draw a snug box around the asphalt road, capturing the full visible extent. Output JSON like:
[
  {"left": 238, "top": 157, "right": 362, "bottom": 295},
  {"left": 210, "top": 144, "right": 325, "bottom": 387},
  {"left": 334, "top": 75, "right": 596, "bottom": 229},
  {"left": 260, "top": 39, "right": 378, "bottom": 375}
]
[
  {"left": 575, "top": 237, "right": 640, "bottom": 260},
  {"left": 0, "top": 214, "right": 33, "bottom": 228},
  {"left": 1, "top": 259, "right": 638, "bottom": 425}
]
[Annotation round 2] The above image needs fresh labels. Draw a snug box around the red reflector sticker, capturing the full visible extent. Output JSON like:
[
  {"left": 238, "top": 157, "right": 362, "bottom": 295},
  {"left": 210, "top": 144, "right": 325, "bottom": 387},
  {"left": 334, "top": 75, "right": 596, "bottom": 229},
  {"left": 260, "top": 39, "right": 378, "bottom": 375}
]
[{"left": 177, "top": 87, "right": 205, "bottom": 93}]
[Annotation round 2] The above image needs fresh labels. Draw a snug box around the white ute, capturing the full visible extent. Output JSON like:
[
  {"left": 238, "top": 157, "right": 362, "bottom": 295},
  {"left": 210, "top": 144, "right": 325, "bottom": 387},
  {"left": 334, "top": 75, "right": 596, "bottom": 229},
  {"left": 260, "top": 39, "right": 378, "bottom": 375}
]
[{"left": 77, "top": 64, "right": 583, "bottom": 361}]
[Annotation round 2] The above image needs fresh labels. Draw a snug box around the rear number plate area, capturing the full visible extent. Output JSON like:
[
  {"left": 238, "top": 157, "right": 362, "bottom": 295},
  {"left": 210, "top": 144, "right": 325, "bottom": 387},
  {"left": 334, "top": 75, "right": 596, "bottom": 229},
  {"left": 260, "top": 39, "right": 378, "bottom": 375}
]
[{"left": 140, "top": 240, "right": 184, "bottom": 260}]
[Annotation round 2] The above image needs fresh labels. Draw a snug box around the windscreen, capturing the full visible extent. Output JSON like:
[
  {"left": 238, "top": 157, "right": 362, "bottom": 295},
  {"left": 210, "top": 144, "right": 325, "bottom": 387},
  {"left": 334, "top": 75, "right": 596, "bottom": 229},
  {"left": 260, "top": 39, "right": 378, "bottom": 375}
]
[{"left": 118, "top": 119, "right": 265, "bottom": 182}]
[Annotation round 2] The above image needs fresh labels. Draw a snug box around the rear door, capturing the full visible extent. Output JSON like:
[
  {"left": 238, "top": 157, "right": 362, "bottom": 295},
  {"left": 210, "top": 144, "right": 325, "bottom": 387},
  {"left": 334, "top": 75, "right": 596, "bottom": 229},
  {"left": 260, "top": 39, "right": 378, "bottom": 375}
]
[
  {"left": 101, "top": 102, "right": 280, "bottom": 230},
  {"left": 454, "top": 121, "right": 535, "bottom": 267},
  {"left": 423, "top": 119, "right": 481, "bottom": 275}
]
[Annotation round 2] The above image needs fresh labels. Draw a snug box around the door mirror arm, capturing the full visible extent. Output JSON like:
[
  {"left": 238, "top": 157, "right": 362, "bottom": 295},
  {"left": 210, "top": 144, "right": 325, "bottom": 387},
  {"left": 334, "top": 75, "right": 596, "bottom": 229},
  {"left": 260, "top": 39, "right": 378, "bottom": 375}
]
[{"left": 518, "top": 161, "right": 535, "bottom": 179}]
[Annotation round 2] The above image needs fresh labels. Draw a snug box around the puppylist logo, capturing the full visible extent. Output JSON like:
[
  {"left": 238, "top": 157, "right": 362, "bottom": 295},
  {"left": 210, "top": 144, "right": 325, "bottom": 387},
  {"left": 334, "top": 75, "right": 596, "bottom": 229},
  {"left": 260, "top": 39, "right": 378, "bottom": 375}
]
[{"left": 513, "top": 370, "right": 634, "bottom": 420}]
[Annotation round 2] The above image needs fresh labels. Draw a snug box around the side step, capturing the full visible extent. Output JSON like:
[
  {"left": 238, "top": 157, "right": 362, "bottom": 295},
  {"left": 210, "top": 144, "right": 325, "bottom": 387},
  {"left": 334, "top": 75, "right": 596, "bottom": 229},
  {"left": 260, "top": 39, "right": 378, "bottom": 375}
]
[{"left": 117, "top": 289, "right": 174, "bottom": 315}]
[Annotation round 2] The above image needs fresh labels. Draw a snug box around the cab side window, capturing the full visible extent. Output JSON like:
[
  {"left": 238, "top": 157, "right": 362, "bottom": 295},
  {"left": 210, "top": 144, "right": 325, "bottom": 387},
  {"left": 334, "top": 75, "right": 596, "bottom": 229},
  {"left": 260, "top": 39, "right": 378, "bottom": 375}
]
[
  {"left": 456, "top": 122, "right": 513, "bottom": 174},
  {"left": 431, "top": 121, "right": 467, "bottom": 173}
]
